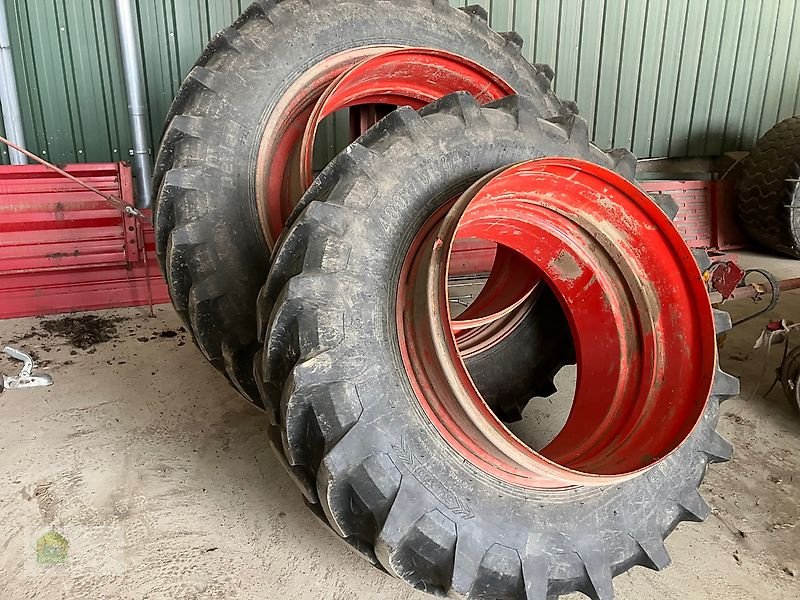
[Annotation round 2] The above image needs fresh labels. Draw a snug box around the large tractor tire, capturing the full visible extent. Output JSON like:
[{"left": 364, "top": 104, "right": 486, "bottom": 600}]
[
  {"left": 737, "top": 115, "right": 800, "bottom": 258},
  {"left": 152, "top": 0, "right": 571, "bottom": 405},
  {"left": 256, "top": 93, "right": 736, "bottom": 599}
]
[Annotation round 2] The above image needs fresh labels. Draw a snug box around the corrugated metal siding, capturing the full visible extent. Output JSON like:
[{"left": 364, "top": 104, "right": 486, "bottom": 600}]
[
  {"left": 2, "top": 0, "right": 247, "bottom": 165},
  {"left": 136, "top": 0, "right": 248, "bottom": 145},
  {"left": 450, "top": 0, "right": 800, "bottom": 157},
  {"left": 5, "top": 0, "right": 131, "bottom": 164},
  {"left": 1, "top": 0, "right": 800, "bottom": 165}
]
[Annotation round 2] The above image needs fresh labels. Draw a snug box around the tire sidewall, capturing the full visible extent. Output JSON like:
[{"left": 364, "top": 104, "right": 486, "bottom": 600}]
[{"left": 281, "top": 107, "right": 719, "bottom": 584}]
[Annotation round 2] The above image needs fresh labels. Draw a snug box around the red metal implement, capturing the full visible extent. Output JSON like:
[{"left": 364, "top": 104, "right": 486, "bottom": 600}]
[{"left": 0, "top": 163, "right": 168, "bottom": 319}]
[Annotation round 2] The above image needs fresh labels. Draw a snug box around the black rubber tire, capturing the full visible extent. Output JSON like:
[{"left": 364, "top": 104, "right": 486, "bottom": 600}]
[
  {"left": 736, "top": 116, "right": 800, "bottom": 258},
  {"left": 460, "top": 288, "right": 576, "bottom": 423},
  {"left": 151, "top": 0, "right": 571, "bottom": 405},
  {"left": 780, "top": 346, "right": 800, "bottom": 414},
  {"left": 256, "top": 93, "right": 738, "bottom": 599},
  {"left": 255, "top": 90, "right": 631, "bottom": 484}
]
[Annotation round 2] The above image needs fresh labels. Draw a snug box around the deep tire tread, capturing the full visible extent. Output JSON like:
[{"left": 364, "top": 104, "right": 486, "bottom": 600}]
[
  {"left": 155, "top": 0, "right": 567, "bottom": 407},
  {"left": 736, "top": 116, "right": 800, "bottom": 257},
  {"left": 261, "top": 93, "right": 736, "bottom": 598}
]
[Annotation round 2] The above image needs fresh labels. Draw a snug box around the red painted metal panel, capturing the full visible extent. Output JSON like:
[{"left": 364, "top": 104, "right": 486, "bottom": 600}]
[
  {"left": 0, "top": 162, "right": 169, "bottom": 319},
  {"left": 0, "top": 161, "right": 746, "bottom": 319},
  {"left": 641, "top": 180, "right": 748, "bottom": 252}
]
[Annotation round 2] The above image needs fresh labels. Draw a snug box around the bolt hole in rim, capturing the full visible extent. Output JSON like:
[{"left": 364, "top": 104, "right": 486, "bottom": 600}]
[{"left": 398, "top": 158, "right": 717, "bottom": 489}]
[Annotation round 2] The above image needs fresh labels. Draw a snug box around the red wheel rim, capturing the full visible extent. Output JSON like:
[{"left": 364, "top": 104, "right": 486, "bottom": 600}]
[
  {"left": 451, "top": 247, "right": 540, "bottom": 334},
  {"left": 294, "top": 48, "right": 539, "bottom": 337},
  {"left": 255, "top": 46, "right": 400, "bottom": 249},
  {"left": 256, "top": 47, "right": 517, "bottom": 250},
  {"left": 256, "top": 46, "right": 538, "bottom": 337},
  {"left": 397, "top": 159, "right": 716, "bottom": 489},
  {"left": 298, "top": 48, "right": 516, "bottom": 190},
  {"left": 455, "top": 292, "right": 539, "bottom": 359}
]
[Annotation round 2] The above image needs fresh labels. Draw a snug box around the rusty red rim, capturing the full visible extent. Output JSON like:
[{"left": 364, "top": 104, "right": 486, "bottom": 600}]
[
  {"left": 298, "top": 48, "right": 516, "bottom": 190},
  {"left": 455, "top": 292, "right": 538, "bottom": 359},
  {"left": 255, "top": 46, "right": 400, "bottom": 249},
  {"left": 451, "top": 247, "right": 540, "bottom": 334},
  {"left": 397, "top": 158, "right": 717, "bottom": 489},
  {"left": 256, "top": 46, "right": 536, "bottom": 338}
]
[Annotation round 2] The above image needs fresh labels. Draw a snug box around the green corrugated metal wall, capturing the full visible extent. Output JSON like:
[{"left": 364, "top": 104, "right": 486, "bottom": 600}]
[
  {"left": 3, "top": 0, "right": 128, "bottom": 165},
  {"left": 0, "top": 107, "right": 7, "bottom": 164},
  {"left": 2, "top": 0, "right": 800, "bottom": 167},
  {"left": 449, "top": 0, "right": 800, "bottom": 157},
  {"left": 0, "top": 0, "right": 248, "bottom": 165}
]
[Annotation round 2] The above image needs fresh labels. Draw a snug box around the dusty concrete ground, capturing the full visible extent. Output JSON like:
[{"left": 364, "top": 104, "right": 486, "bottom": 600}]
[{"left": 0, "top": 258, "right": 798, "bottom": 599}]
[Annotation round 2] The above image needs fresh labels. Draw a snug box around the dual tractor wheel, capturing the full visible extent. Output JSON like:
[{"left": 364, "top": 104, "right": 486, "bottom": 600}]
[{"left": 153, "top": 1, "right": 738, "bottom": 598}]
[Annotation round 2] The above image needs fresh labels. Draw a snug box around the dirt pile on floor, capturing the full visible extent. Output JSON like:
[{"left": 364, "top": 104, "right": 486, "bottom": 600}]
[{"left": 39, "top": 315, "right": 125, "bottom": 350}]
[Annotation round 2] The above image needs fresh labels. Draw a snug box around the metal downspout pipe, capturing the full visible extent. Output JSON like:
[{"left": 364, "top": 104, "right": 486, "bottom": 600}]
[
  {"left": 115, "top": 0, "right": 152, "bottom": 209},
  {"left": 0, "top": 0, "right": 27, "bottom": 165}
]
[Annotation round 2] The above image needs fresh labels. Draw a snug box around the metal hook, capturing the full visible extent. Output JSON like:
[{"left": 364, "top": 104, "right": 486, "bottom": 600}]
[{"left": 2, "top": 346, "right": 54, "bottom": 391}]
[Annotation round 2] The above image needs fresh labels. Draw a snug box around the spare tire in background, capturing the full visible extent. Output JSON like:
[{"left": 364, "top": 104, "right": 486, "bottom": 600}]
[
  {"left": 737, "top": 115, "right": 800, "bottom": 258},
  {"left": 256, "top": 93, "right": 737, "bottom": 599},
  {"left": 151, "top": 0, "right": 571, "bottom": 405}
]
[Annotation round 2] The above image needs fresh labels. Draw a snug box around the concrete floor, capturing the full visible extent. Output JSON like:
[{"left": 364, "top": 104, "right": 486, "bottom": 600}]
[{"left": 0, "top": 259, "right": 799, "bottom": 599}]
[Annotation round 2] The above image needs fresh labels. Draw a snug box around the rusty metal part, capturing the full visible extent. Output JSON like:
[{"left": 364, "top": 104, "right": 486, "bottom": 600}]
[
  {"left": 2, "top": 346, "right": 53, "bottom": 390},
  {"left": 707, "top": 267, "right": 782, "bottom": 328},
  {"left": 777, "top": 277, "right": 800, "bottom": 292},
  {"left": 709, "top": 261, "right": 746, "bottom": 300},
  {"left": 729, "top": 269, "right": 781, "bottom": 327},
  {"left": 397, "top": 158, "right": 716, "bottom": 489},
  {"left": 709, "top": 274, "right": 800, "bottom": 304}
]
